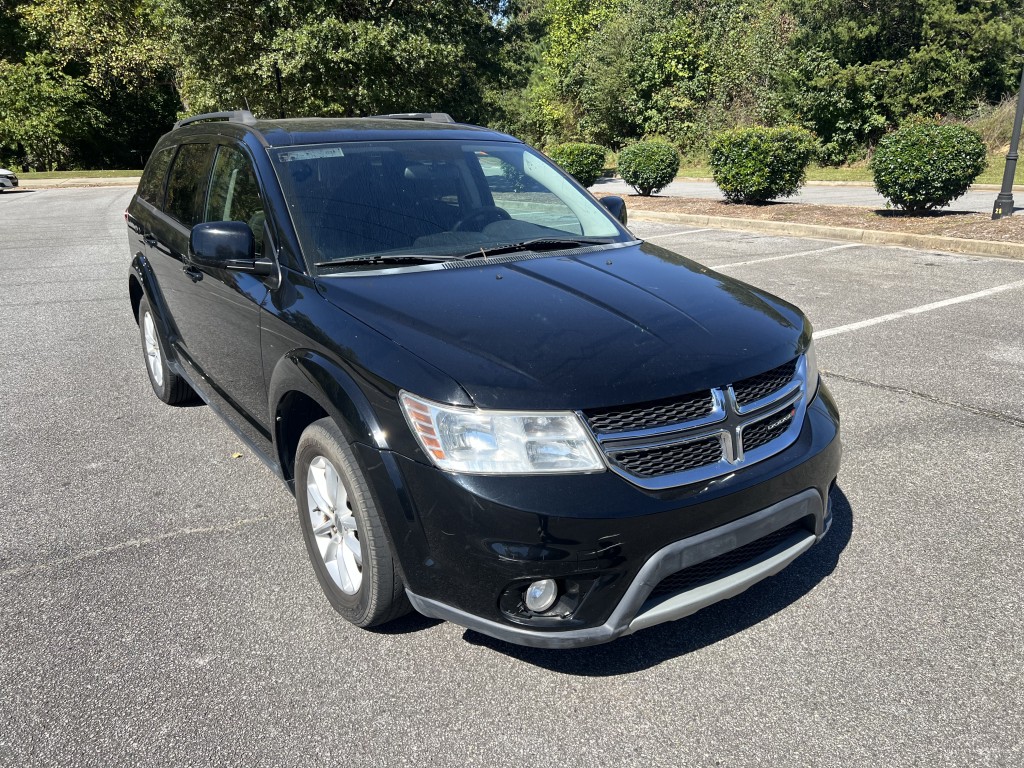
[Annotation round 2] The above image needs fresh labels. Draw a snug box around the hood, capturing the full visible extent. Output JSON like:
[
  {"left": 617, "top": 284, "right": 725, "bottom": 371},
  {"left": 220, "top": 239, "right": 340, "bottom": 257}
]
[{"left": 317, "top": 242, "right": 809, "bottom": 410}]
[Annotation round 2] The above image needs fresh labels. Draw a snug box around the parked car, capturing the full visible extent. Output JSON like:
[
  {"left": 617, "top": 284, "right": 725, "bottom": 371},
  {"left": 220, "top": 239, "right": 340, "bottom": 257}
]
[
  {"left": 0, "top": 168, "right": 18, "bottom": 191},
  {"left": 125, "top": 111, "right": 841, "bottom": 648}
]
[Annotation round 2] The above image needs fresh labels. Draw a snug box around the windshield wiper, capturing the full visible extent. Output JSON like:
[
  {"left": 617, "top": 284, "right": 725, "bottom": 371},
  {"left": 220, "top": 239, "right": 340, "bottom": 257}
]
[
  {"left": 459, "top": 238, "right": 609, "bottom": 260},
  {"left": 316, "top": 253, "right": 458, "bottom": 269}
]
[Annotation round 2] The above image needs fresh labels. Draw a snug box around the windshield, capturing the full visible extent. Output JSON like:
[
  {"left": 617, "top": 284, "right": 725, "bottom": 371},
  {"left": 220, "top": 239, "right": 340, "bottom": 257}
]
[{"left": 268, "top": 140, "right": 629, "bottom": 269}]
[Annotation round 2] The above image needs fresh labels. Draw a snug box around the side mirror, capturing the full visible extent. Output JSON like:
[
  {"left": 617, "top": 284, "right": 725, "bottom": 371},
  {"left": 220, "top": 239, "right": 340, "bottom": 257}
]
[
  {"left": 189, "top": 221, "right": 272, "bottom": 275},
  {"left": 600, "top": 195, "right": 628, "bottom": 226}
]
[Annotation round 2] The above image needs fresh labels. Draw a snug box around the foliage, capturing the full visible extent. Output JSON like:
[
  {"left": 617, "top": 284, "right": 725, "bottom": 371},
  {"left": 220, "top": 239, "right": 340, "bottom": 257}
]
[
  {"left": 0, "top": 1, "right": 522, "bottom": 169},
  {"left": 709, "top": 125, "right": 817, "bottom": 203},
  {"left": 159, "top": 1, "right": 514, "bottom": 124},
  {"left": 2, "top": 0, "right": 1023, "bottom": 171},
  {"left": 871, "top": 119, "right": 988, "bottom": 211},
  {"left": 965, "top": 95, "right": 1021, "bottom": 152},
  {"left": 515, "top": 0, "right": 795, "bottom": 151},
  {"left": 782, "top": 0, "right": 1024, "bottom": 162},
  {"left": 617, "top": 140, "right": 680, "bottom": 196},
  {"left": 547, "top": 142, "right": 606, "bottom": 186},
  {"left": 0, "top": 54, "right": 103, "bottom": 169},
  {"left": 0, "top": 0, "right": 177, "bottom": 169}
]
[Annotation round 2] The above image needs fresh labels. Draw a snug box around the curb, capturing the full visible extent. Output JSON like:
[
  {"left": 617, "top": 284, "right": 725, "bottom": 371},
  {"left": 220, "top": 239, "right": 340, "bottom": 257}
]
[
  {"left": 630, "top": 210, "right": 1024, "bottom": 261},
  {"left": 632, "top": 178, "right": 1023, "bottom": 191},
  {"left": 20, "top": 177, "right": 140, "bottom": 189}
]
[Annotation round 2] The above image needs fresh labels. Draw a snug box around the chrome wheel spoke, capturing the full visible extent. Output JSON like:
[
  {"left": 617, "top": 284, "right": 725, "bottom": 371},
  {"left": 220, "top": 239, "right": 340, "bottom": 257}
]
[
  {"left": 307, "top": 459, "right": 334, "bottom": 513},
  {"left": 305, "top": 454, "right": 362, "bottom": 595},
  {"left": 322, "top": 536, "right": 341, "bottom": 571},
  {"left": 343, "top": 532, "right": 362, "bottom": 568},
  {"left": 311, "top": 516, "right": 335, "bottom": 537},
  {"left": 142, "top": 312, "right": 163, "bottom": 387}
]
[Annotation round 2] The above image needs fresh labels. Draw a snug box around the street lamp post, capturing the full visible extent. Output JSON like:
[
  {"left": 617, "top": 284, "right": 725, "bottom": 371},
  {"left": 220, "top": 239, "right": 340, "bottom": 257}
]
[{"left": 992, "top": 65, "right": 1024, "bottom": 220}]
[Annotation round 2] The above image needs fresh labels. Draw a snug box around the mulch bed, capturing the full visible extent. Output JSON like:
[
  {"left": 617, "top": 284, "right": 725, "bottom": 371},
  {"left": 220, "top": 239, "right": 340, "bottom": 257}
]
[{"left": 599, "top": 193, "right": 1024, "bottom": 244}]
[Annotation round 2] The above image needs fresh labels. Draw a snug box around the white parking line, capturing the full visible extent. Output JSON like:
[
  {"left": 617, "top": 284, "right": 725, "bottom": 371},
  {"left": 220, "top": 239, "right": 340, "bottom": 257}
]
[
  {"left": 815, "top": 279, "right": 1024, "bottom": 339},
  {"left": 642, "top": 228, "right": 714, "bottom": 240},
  {"left": 716, "top": 243, "right": 860, "bottom": 269}
]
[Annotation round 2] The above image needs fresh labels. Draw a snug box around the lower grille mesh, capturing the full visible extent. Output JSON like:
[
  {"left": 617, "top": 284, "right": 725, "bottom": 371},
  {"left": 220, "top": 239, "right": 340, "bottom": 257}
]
[
  {"left": 649, "top": 521, "right": 807, "bottom": 599},
  {"left": 584, "top": 391, "right": 714, "bottom": 433},
  {"left": 608, "top": 436, "right": 722, "bottom": 478},
  {"left": 742, "top": 408, "right": 796, "bottom": 452},
  {"left": 733, "top": 359, "right": 798, "bottom": 408}
]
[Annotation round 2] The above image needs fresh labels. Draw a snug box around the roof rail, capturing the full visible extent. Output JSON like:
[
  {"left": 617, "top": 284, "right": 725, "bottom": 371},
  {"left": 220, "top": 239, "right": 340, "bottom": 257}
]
[
  {"left": 370, "top": 112, "right": 455, "bottom": 124},
  {"left": 174, "top": 110, "right": 257, "bottom": 129}
]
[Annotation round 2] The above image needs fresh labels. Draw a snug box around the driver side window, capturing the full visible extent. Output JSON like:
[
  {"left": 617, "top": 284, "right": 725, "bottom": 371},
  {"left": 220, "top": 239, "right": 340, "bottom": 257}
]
[{"left": 205, "top": 145, "right": 265, "bottom": 253}]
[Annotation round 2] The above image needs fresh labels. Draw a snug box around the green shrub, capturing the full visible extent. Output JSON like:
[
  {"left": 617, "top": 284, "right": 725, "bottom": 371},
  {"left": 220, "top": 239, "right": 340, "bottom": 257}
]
[
  {"left": 709, "top": 126, "right": 818, "bottom": 204},
  {"left": 547, "top": 142, "right": 608, "bottom": 187},
  {"left": 871, "top": 120, "right": 988, "bottom": 211},
  {"left": 617, "top": 140, "right": 681, "bottom": 196}
]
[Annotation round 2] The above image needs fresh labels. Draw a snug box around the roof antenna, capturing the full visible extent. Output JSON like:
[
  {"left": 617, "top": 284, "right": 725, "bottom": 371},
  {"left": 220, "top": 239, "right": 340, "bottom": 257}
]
[{"left": 243, "top": 95, "right": 251, "bottom": 113}]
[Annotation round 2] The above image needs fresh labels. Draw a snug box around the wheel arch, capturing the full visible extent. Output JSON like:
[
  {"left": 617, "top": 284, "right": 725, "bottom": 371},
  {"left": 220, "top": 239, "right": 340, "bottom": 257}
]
[
  {"left": 128, "top": 254, "right": 175, "bottom": 345},
  {"left": 269, "top": 350, "right": 386, "bottom": 490},
  {"left": 129, "top": 273, "right": 144, "bottom": 324}
]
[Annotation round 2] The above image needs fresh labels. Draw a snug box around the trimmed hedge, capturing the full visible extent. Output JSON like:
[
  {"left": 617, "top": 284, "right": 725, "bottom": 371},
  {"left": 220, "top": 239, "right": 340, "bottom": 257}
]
[
  {"left": 871, "top": 120, "right": 987, "bottom": 211},
  {"left": 709, "top": 126, "right": 818, "bottom": 204},
  {"left": 547, "top": 142, "right": 607, "bottom": 187},
  {"left": 617, "top": 140, "right": 680, "bottom": 196}
]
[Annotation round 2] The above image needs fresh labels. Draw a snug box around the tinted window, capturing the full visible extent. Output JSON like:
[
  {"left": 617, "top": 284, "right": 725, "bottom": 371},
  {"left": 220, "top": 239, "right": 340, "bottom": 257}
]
[
  {"left": 205, "top": 145, "right": 265, "bottom": 252},
  {"left": 477, "top": 153, "right": 582, "bottom": 234},
  {"left": 164, "top": 143, "right": 213, "bottom": 227},
  {"left": 138, "top": 148, "right": 174, "bottom": 206},
  {"left": 269, "top": 141, "right": 625, "bottom": 265}
]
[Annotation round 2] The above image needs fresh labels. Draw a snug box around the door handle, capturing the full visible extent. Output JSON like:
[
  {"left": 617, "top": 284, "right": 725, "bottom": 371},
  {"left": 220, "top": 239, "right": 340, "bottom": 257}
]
[
  {"left": 183, "top": 265, "right": 203, "bottom": 282},
  {"left": 143, "top": 234, "right": 158, "bottom": 246}
]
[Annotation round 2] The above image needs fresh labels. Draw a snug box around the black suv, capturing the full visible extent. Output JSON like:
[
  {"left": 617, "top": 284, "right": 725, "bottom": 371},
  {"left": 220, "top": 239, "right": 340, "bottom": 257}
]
[{"left": 126, "top": 111, "right": 840, "bottom": 648}]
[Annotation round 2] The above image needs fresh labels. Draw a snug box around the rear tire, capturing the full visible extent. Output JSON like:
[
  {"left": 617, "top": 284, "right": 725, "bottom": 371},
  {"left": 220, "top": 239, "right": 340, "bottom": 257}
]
[
  {"left": 296, "top": 417, "right": 410, "bottom": 627},
  {"left": 137, "top": 296, "right": 197, "bottom": 405}
]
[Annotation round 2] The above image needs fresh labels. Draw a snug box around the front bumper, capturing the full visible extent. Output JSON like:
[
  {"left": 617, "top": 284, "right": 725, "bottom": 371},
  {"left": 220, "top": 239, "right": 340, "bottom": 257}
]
[
  {"left": 357, "top": 385, "right": 841, "bottom": 648},
  {"left": 408, "top": 487, "right": 829, "bottom": 648},
  {"left": 0, "top": 176, "right": 17, "bottom": 189}
]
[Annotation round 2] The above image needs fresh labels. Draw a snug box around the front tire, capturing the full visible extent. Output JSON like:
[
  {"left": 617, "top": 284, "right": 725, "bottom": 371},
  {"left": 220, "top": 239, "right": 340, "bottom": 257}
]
[
  {"left": 137, "top": 296, "right": 196, "bottom": 405},
  {"left": 296, "top": 417, "right": 410, "bottom": 627}
]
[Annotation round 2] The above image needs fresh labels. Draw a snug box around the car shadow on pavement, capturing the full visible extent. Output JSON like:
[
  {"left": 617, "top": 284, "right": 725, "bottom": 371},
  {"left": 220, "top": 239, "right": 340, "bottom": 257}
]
[{"left": 463, "top": 485, "right": 854, "bottom": 675}]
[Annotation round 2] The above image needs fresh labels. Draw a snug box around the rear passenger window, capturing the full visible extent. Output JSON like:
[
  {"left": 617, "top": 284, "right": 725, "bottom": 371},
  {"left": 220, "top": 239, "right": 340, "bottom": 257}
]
[
  {"left": 164, "top": 143, "right": 213, "bottom": 227},
  {"left": 205, "top": 145, "right": 265, "bottom": 252},
  {"left": 138, "top": 148, "right": 174, "bottom": 206}
]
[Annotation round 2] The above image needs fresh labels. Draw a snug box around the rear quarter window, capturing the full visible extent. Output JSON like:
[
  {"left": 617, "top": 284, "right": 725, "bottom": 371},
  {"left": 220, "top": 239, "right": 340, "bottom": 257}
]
[
  {"left": 137, "top": 147, "right": 174, "bottom": 207},
  {"left": 164, "top": 143, "right": 214, "bottom": 227}
]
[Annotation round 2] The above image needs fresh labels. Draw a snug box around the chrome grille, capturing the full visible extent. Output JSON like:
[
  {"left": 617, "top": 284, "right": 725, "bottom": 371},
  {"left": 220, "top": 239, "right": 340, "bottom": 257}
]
[
  {"left": 742, "top": 407, "right": 796, "bottom": 452},
  {"left": 584, "top": 355, "right": 808, "bottom": 490},
  {"left": 584, "top": 391, "right": 714, "bottom": 433},
  {"left": 608, "top": 436, "right": 722, "bottom": 478},
  {"left": 733, "top": 359, "right": 798, "bottom": 409}
]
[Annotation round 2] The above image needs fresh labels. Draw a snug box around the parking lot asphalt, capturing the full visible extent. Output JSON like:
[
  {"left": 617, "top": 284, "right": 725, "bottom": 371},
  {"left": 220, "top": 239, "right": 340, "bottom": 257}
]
[{"left": 1, "top": 188, "right": 1022, "bottom": 767}]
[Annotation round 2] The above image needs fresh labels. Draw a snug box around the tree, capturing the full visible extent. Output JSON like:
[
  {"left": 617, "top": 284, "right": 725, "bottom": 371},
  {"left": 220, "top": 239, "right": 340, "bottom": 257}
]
[
  {"left": 158, "top": 0, "right": 516, "bottom": 122},
  {"left": 0, "top": 54, "right": 101, "bottom": 169}
]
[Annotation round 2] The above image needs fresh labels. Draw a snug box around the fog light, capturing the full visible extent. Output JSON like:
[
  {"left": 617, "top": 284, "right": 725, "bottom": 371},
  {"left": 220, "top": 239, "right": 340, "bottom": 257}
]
[{"left": 525, "top": 579, "right": 558, "bottom": 613}]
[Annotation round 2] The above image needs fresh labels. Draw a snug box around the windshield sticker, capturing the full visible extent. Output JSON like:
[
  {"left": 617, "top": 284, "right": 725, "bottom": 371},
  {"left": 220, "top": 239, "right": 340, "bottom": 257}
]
[{"left": 278, "top": 147, "right": 346, "bottom": 162}]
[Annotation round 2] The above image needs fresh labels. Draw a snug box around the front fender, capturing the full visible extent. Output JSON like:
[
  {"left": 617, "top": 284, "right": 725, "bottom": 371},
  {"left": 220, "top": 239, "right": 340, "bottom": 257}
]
[
  {"left": 268, "top": 350, "right": 435, "bottom": 586},
  {"left": 268, "top": 349, "right": 386, "bottom": 452}
]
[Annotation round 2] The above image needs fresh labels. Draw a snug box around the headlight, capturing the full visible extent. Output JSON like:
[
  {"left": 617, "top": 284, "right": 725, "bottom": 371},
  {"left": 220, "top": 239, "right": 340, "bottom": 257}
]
[
  {"left": 399, "top": 391, "right": 605, "bottom": 475},
  {"left": 804, "top": 339, "right": 819, "bottom": 403}
]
